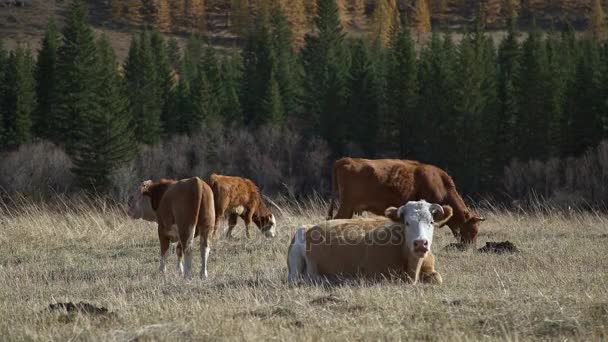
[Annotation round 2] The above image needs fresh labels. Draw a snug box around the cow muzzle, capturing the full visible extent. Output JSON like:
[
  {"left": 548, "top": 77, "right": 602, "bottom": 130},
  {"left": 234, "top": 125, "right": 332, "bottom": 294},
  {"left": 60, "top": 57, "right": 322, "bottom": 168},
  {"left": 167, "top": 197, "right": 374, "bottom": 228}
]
[{"left": 413, "top": 239, "right": 430, "bottom": 256}]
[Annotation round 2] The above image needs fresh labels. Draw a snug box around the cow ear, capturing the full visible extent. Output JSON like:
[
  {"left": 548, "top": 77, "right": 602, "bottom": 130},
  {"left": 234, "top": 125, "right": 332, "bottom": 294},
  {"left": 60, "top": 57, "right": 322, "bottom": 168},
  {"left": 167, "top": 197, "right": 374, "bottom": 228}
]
[
  {"left": 433, "top": 205, "right": 454, "bottom": 227},
  {"left": 385, "top": 206, "right": 406, "bottom": 222}
]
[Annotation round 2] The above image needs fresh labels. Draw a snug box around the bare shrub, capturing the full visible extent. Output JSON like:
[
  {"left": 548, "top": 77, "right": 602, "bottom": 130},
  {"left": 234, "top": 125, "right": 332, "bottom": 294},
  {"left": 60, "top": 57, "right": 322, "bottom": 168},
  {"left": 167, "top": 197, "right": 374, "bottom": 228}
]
[
  {"left": 0, "top": 141, "right": 74, "bottom": 196},
  {"left": 503, "top": 140, "right": 608, "bottom": 208}
]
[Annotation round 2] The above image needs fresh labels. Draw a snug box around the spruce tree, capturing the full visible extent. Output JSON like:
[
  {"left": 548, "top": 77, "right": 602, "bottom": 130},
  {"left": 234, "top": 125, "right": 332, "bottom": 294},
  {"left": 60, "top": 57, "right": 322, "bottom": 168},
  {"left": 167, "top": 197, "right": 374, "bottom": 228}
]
[
  {"left": 347, "top": 39, "right": 380, "bottom": 156},
  {"left": 51, "top": 0, "right": 101, "bottom": 152},
  {"left": 417, "top": 32, "right": 458, "bottom": 166},
  {"left": 270, "top": 5, "right": 303, "bottom": 117},
  {"left": 0, "top": 41, "right": 7, "bottom": 146},
  {"left": 167, "top": 37, "right": 181, "bottom": 70},
  {"left": 517, "top": 27, "right": 551, "bottom": 160},
  {"left": 494, "top": 18, "right": 520, "bottom": 173},
  {"left": 385, "top": 22, "right": 418, "bottom": 157},
  {"left": 563, "top": 39, "right": 603, "bottom": 156},
  {"left": 3, "top": 46, "right": 36, "bottom": 147},
  {"left": 34, "top": 19, "right": 60, "bottom": 139},
  {"left": 71, "top": 35, "right": 136, "bottom": 190},
  {"left": 453, "top": 18, "right": 497, "bottom": 192},
  {"left": 258, "top": 71, "right": 285, "bottom": 125},
  {"left": 301, "top": 0, "right": 350, "bottom": 152},
  {"left": 218, "top": 55, "right": 243, "bottom": 124},
  {"left": 124, "top": 31, "right": 163, "bottom": 144},
  {"left": 150, "top": 31, "right": 174, "bottom": 137},
  {"left": 241, "top": 18, "right": 275, "bottom": 125},
  {"left": 190, "top": 65, "right": 214, "bottom": 129}
]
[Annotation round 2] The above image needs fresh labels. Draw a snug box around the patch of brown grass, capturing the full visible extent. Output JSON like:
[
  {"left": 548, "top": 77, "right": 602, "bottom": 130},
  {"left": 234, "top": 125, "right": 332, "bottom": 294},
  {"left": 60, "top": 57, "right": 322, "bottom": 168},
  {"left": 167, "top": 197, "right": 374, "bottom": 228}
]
[{"left": 0, "top": 197, "right": 607, "bottom": 341}]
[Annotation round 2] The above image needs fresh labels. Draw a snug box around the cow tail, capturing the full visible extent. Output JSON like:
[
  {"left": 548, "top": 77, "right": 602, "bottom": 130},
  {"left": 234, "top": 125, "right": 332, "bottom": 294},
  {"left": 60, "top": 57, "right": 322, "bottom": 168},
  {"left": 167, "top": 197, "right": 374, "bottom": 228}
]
[{"left": 327, "top": 161, "right": 339, "bottom": 220}]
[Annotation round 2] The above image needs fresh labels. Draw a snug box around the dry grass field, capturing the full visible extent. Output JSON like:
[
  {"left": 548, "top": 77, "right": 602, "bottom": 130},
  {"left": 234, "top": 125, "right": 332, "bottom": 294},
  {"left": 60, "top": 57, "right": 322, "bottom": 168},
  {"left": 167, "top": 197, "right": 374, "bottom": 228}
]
[{"left": 1, "top": 196, "right": 607, "bottom": 341}]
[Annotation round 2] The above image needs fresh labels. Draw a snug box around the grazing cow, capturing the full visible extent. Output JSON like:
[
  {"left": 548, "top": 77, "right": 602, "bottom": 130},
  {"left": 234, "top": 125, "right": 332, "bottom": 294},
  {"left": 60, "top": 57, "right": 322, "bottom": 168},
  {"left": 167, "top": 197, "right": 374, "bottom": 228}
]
[
  {"left": 288, "top": 200, "right": 453, "bottom": 284},
  {"left": 209, "top": 174, "right": 276, "bottom": 239},
  {"left": 327, "top": 158, "right": 485, "bottom": 245},
  {"left": 140, "top": 177, "right": 215, "bottom": 279}
]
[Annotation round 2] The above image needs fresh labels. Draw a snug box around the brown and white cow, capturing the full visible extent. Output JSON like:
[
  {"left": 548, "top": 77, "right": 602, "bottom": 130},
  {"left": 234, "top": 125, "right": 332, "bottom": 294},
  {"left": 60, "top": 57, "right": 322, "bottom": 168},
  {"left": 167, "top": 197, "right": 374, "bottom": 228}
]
[
  {"left": 327, "top": 158, "right": 485, "bottom": 246},
  {"left": 140, "top": 177, "right": 215, "bottom": 279},
  {"left": 209, "top": 174, "right": 276, "bottom": 239},
  {"left": 288, "top": 200, "right": 453, "bottom": 284}
]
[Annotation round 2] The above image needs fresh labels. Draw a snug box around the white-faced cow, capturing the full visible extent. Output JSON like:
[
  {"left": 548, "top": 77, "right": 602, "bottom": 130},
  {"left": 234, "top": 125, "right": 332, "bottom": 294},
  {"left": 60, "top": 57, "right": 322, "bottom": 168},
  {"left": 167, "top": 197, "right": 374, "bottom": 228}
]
[
  {"left": 140, "top": 177, "right": 215, "bottom": 279},
  {"left": 288, "top": 200, "right": 453, "bottom": 284},
  {"left": 209, "top": 174, "right": 276, "bottom": 239}
]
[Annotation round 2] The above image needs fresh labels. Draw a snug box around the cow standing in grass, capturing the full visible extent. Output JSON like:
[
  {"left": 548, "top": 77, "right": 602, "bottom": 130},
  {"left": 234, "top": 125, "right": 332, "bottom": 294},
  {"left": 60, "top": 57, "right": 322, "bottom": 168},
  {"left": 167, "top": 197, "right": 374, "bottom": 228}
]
[
  {"left": 288, "top": 200, "right": 453, "bottom": 284},
  {"left": 209, "top": 174, "right": 276, "bottom": 239},
  {"left": 140, "top": 177, "right": 215, "bottom": 279},
  {"left": 327, "top": 158, "right": 484, "bottom": 245}
]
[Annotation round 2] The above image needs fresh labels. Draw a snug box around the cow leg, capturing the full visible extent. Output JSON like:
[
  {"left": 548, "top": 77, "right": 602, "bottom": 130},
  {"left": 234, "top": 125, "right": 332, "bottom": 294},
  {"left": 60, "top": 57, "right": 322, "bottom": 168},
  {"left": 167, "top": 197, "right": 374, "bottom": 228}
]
[
  {"left": 419, "top": 253, "right": 442, "bottom": 285},
  {"left": 244, "top": 210, "right": 255, "bottom": 239},
  {"left": 158, "top": 230, "right": 170, "bottom": 274},
  {"left": 176, "top": 242, "right": 184, "bottom": 276},
  {"left": 405, "top": 257, "right": 424, "bottom": 285},
  {"left": 200, "top": 233, "right": 211, "bottom": 279},
  {"left": 178, "top": 226, "right": 196, "bottom": 280},
  {"left": 225, "top": 214, "right": 238, "bottom": 239}
]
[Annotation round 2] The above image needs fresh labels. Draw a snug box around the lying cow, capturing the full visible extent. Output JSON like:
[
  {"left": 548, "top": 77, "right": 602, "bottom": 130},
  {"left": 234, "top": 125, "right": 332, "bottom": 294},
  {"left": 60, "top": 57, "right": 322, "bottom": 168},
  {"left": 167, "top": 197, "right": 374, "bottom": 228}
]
[
  {"left": 327, "top": 158, "right": 484, "bottom": 245},
  {"left": 288, "top": 200, "right": 453, "bottom": 284},
  {"left": 209, "top": 174, "right": 276, "bottom": 239},
  {"left": 140, "top": 177, "right": 215, "bottom": 279}
]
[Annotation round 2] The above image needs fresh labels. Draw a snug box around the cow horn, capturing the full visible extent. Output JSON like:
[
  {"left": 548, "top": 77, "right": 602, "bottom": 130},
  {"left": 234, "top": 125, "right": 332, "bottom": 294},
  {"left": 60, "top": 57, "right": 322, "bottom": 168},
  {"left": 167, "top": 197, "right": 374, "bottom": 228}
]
[{"left": 430, "top": 204, "right": 444, "bottom": 215}]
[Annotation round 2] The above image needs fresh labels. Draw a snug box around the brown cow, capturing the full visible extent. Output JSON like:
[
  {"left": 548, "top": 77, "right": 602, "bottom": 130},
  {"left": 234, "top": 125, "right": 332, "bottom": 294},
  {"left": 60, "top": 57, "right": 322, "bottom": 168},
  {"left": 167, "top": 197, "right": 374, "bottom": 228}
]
[
  {"left": 327, "top": 158, "right": 484, "bottom": 245},
  {"left": 288, "top": 200, "right": 453, "bottom": 284},
  {"left": 209, "top": 174, "right": 277, "bottom": 239},
  {"left": 141, "top": 177, "right": 215, "bottom": 279}
]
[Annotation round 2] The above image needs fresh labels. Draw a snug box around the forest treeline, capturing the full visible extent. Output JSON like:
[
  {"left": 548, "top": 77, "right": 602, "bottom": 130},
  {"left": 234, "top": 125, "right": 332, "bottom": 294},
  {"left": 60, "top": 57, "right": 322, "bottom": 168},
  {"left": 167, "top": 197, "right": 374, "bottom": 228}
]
[
  {"left": 1, "top": 0, "right": 608, "bottom": 202},
  {"left": 107, "top": 0, "right": 608, "bottom": 40}
]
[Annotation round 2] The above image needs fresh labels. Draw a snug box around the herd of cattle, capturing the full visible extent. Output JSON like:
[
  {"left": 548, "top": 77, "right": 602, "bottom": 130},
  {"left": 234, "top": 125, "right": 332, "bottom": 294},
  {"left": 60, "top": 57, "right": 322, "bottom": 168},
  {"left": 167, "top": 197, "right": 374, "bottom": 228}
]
[{"left": 127, "top": 158, "right": 485, "bottom": 283}]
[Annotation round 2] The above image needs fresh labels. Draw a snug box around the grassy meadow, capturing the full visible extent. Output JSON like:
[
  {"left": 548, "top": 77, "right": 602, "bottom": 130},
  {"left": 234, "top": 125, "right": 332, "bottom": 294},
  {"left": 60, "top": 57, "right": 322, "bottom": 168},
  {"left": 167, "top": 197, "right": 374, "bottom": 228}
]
[{"left": 0, "top": 196, "right": 607, "bottom": 341}]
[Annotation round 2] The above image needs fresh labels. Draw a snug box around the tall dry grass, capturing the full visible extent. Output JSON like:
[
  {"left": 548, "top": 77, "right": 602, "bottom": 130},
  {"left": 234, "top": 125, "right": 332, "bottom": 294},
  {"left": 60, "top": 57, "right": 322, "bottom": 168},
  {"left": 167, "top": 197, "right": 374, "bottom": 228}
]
[{"left": 0, "top": 196, "right": 607, "bottom": 341}]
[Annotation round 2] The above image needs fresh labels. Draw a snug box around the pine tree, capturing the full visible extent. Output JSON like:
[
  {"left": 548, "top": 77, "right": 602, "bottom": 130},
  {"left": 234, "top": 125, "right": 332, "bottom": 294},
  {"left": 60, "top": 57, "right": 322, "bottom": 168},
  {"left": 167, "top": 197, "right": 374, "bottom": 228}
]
[
  {"left": 270, "top": 5, "right": 303, "bottom": 117},
  {"left": 124, "top": 31, "right": 163, "bottom": 144},
  {"left": 351, "top": 0, "right": 366, "bottom": 29},
  {"left": 126, "top": 0, "right": 144, "bottom": 27},
  {"left": 190, "top": 64, "right": 215, "bottom": 129},
  {"left": 370, "top": 0, "right": 397, "bottom": 47},
  {"left": 517, "top": 27, "right": 551, "bottom": 160},
  {"left": 186, "top": 0, "right": 206, "bottom": 33},
  {"left": 3, "top": 46, "right": 36, "bottom": 147},
  {"left": 111, "top": 0, "right": 125, "bottom": 24},
  {"left": 301, "top": 0, "right": 350, "bottom": 152},
  {"left": 278, "top": 0, "right": 307, "bottom": 47},
  {"left": 241, "top": 18, "right": 275, "bottom": 125},
  {"left": 258, "top": 71, "right": 285, "bottom": 125},
  {"left": 385, "top": 22, "right": 418, "bottom": 157},
  {"left": 563, "top": 39, "right": 603, "bottom": 156},
  {"left": 51, "top": 0, "right": 101, "bottom": 152},
  {"left": 588, "top": 0, "right": 607, "bottom": 41},
  {"left": 152, "top": 0, "right": 172, "bottom": 32},
  {"left": 34, "top": 19, "right": 60, "bottom": 139},
  {"left": 170, "top": 0, "right": 186, "bottom": 29},
  {"left": 218, "top": 55, "right": 243, "bottom": 124},
  {"left": 452, "top": 18, "right": 497, "bottom": 192},
  {"left": 494, "top": 18, "right": 520, "bottom": 178},
  {"left": 167, "top": 37, "right": 181, "bottom": 70},
  {"left": 412, "top": 0, "right": 432, "bottom": 33},
  {"left": 0, "top": 42, "right": 6, "bottom": 145},
  {"left": 347, "top": 39, "right": 380, "bottom": 156},
  {"left": 231, "top": 0, "right": 251, "bottom": 37},
  {"left": 150, "top": 31, "right": 174, "bottom": 137},
  {"left": 417, "top": 32, "right": 458, "bottom": 166},
  {"left": 71, "top": 35, "right": 136, "bottom": 191}
]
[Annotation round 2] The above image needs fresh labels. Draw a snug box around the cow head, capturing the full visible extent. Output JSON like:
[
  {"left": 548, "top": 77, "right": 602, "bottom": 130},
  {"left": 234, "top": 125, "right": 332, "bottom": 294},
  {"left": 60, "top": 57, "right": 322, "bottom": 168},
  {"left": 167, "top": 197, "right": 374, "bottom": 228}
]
[
  {"left": 253, "top": 211, "right": 277, "bottom": 238},
  {"left": 457, "top": 211, "right": 485, "bottom": 245},
  {"left": 385, "top": 200, "right": 453, "bottom": 258},
  {"left": 126, "top": 180, "right": 157, "bottom": 222}
]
